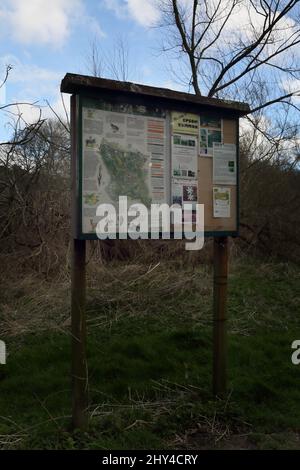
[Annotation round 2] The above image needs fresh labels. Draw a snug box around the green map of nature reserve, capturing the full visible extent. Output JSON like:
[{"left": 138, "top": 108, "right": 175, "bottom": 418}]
[
  {"left": 100, "top": 139, "right": 151, "bottom": 206},
  {"left": 82, "top": 106, "right": 166, "bottom": 234}
]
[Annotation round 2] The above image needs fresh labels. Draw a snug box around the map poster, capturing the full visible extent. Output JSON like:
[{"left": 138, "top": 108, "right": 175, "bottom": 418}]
[
  {"left": 171, "top": 112, "right": 199, "bottom": 136},
  {"left": 82, "top": 106, "right": 166, "bottom": 234},
  {"left": 200, "top": 114, "right": 222, "bottom": 156},
  {"left": 213, "top": 187, "right": 231, "bottom": 218},
  {"left": 213, "top": 143, "right": 237, "bottom": 185},
  {"left": 171, "top": 134, "right": 197, "bottom": 179}
]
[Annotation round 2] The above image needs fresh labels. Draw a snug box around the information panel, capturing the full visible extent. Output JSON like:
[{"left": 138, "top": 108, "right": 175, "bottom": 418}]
[{"left": 76, "top": 96, "right": 239, "bottom": 238}]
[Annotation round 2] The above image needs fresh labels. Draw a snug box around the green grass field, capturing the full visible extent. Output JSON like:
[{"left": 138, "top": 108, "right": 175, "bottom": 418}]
[{"left": 0, "top": 257, "right": 300, "bottom": 449}]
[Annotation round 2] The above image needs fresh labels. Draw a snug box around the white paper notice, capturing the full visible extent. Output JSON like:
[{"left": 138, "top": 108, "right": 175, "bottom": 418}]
[
  {"left": 172, "top": 134, "right": 197, "bottom": 179},
  {"left": 213, "top": 143, "right": 237, "bottom": 185},
  {"left": 172, "top": 179, "right": 198, "bottom": 209},
  {"left": 171, "top": 179, "right": 198, "bottom": 228},
  {"left": 213, "top": 187, "right": 231, "bottom": 218}
]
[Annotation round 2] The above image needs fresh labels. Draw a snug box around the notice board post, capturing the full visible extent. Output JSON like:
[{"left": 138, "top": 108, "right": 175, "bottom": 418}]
[
  {"left": 70, "top": 94, "right": 88, "bottom": 430},
  {"left": 213, "top": 236, "right": 228, "bottom": 397},
  {"left": 71, "top": 239, "right": 88, "bottom": 430}
]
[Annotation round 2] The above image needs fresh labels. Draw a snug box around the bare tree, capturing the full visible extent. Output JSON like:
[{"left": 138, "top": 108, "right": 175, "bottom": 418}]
[
  {"left": 157, "top": 1, "right": 300, "bottom": 172},
  {"left": 0, "top": 64, "right": 73, "bottom": 275},
  {"left": 86, "top": 35, "right": 134, "bottom": 81},
  {"left": 157, "top": 1, "right": 300, "bottom": 258},
  {"left": 157, "top": 1, "right": 300, "bottom": 111},
  {"left": 0, "top": 118, "right": 71, "bottom": 275},
  {"left": 87, "top": 39, "right": 105, "bottom": 78},
  {"left": 1, "top": 65, "right": 45, "bottom": 146}
]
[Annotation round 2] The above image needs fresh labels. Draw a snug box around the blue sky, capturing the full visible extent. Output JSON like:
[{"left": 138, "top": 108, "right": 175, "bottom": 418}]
[
  {"left": 1, "top": 0, "right": 299, "bottom": 146},
  {"left": 0, "top": 0, "right": 179, "bottom": 139}
]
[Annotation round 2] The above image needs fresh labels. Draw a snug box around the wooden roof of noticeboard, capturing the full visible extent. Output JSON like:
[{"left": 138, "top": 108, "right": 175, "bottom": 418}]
[{"left": 61, "top": 73, "right": 250, "bottom": 116}]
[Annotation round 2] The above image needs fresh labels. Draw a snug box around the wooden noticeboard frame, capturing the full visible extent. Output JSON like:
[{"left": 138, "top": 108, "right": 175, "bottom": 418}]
[
  {"left": 62, "top": 74, "right": 249, "bottom": 240},
  {"left": 61, "top": 73, "right": 250, "bottom": 430}
]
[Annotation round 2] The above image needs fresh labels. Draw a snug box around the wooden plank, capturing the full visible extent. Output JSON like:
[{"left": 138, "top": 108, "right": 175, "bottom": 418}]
[
  {"left": 71, "top": 239, "right": 88, "bottom": 430},
  {"left": 61, "top": 73, "right": 250, "bottom": 115},
  {"left": 71, "top": 96, "right": 88, "bottom": 430},
  {"left": 71, "top": 94, "right": 79, "bottom": 238},
  {"left": 213, "top": 236, "right": 228, "bottom": 396}
]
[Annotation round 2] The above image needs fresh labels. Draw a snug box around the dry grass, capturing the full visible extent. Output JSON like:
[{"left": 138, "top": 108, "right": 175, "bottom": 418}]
[
  {"left": 0, "top": 275, "right": 70, "bottom": 338},
  {"left": 0, "top": 254, "right": 214, "bottom": 338}
]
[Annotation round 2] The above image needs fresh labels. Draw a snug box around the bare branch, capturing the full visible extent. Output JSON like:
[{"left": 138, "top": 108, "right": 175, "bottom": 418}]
[{"left": 250, "top": 89, "right": 300, "bottom": 113}]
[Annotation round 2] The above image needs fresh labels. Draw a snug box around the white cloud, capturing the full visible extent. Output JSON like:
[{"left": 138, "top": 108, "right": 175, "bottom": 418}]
[
  {"left": 102, "top": 0, "right": 128, "bottom": 19},
  {"left": 102, "top": 0, "right": 298, "bottom": 44},
  {"left": 184, "top": 0, "right": 300, "bottom": 62},
  {"left": 221, "top": 0, "right": 297, "bottom": 46},
  {"left": 280, "top": 79, "right": 300, "bottom": 107},
  {"left": 86, "top": 15, "right": 106, "bottom": 39},
  {"left": 6, "top": 102, "right": 43, "bottom": 126},
  {"left": 0, "top": 0, "right": 80, "bottom": 47},
  {"left": 43, "top": 93, "right": 70, "bottom": 122},
  {"left": 0, "top": 81, "right": 6, "bottom": 106},
  {"left": 0, "top": 55, "right": 63, "bottom": 109},
  {"left": 103, "top": 0, "right": 160, "bottom": 27},
  {"left": 0, "top": 54, "right": 66, "bottom": 130},
  {"left": 126, "top": 0, "right": 159, "bottom": 27},
  {"left": 281, "top": 78, "right": 300, "bottom": 95},
  {"left": 0, "top": 92, "right": 70, "bottom": 141},
  {"left": 0, "top": 0, "right": 105, "bottom": 47},
  {"left": 1, "top": 55, "right": 61, "bottom": 85}
]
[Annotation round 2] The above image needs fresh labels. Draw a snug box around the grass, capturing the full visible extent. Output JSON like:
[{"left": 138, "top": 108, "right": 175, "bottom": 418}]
[{"left": 0, "top": 256, "right": 300, "bottom": 449}]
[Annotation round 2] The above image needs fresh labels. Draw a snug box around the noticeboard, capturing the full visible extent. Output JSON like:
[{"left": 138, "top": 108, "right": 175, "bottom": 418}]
[{"left": 62, "top": 74, "right": 249, "bottom": 240}]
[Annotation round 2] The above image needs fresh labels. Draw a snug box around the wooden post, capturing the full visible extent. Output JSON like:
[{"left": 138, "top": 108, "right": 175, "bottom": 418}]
[
  {"left": 71, "top": 238, "right": 88, "bottom": 430},
  {"left": 213, "top": 236, "right": 228, "bottom": 397}
]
